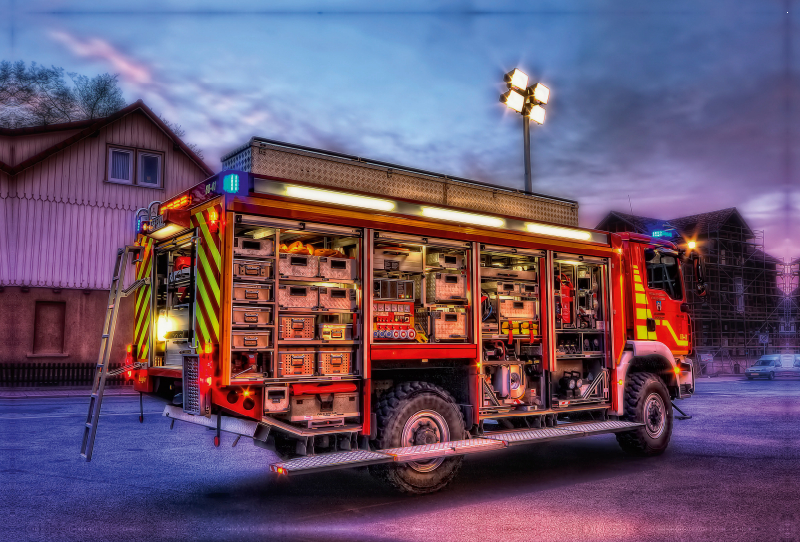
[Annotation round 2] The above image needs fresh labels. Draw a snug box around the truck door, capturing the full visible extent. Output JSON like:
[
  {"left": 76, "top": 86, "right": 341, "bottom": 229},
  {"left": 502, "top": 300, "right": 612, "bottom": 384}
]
[{"left": 633, "top": 244, "right": 690, "bottom": 355}]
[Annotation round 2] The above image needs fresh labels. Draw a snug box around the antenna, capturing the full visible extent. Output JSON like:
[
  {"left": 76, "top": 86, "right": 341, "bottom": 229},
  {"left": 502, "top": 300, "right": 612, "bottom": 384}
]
[{"left": 628, "top": 195, "right": 634, "bottom": 215}]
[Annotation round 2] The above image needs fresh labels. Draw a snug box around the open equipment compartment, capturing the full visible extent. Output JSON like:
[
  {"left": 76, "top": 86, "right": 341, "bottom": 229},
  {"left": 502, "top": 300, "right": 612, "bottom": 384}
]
[
  {"left": 551, "top": 253, "right": 611, "bottom": 409},
  {"left": 152, "top": 231, "right": 198, "bottom": 368},
  {"left": 372, "top": 231, "right": 473, "bottom": 344},
  {"left": 478, "top": 245, "right": 545, "bottom": 416},
  {"left": 228, "top": 215, "right": 364, "bottom": 429}
]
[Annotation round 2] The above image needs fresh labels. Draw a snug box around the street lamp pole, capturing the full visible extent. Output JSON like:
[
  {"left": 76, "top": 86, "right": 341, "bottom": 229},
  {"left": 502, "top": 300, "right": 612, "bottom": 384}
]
[
  {"left": 499, "top": 68, "right": 549, "bottom": 194},
  {"left": 522, "top": 115, "right": 532, "bottom": 194}
]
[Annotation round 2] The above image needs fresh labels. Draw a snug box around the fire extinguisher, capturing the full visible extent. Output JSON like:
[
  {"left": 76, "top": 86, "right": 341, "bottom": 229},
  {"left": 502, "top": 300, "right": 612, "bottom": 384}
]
[{"left": 557, "top": 273, "right": 574, "bottom": 325}]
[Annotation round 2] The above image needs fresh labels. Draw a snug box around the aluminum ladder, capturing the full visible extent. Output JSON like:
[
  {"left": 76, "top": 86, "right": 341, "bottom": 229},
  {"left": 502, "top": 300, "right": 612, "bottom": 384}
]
[{"left": 80, "top": 245, "right": 147, "bottom": 461}]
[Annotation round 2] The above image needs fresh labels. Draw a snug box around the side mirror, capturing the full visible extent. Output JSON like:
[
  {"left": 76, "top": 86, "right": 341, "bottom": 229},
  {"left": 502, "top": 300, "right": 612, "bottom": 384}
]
[
  {"left": 680, "top": 303, "right": 690, "bottom": 313},
  {"left": 691, "top": 254, "right": 708, "bottom": 297},
  {"left": 644, "top": 248, "right": 656, "bottom": 262}
]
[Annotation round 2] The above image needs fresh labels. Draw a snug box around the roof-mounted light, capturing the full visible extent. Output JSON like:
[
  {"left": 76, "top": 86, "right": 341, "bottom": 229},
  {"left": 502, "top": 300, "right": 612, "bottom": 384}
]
[
  {"left": 223, "top": 173, "right": 240, "bottom": 193},
  {"left": 421, "top": 207, "right": 505, "bottom": 228},
  {"left": 526, "top": 223, "right": 592, "bottom": 241},
  {"left": 285, "top": 186, "right": 396, "bottom": 212}
]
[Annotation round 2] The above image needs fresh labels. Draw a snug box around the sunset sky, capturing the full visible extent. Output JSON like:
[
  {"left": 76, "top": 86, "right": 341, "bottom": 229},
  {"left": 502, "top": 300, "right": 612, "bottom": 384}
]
[{"left": 4, "top": 0, "right": 798, "bottom": 259}]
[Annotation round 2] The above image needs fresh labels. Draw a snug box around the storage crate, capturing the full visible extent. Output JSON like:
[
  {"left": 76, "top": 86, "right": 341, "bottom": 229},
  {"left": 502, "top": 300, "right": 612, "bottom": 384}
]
[
  {"left": 279, "top": 316, "right": 316, "bottom": 340},
  {"left": 232, "top": 330, "right": 272, "bottom": 350},
  {"left": 426, "top": 251, "right": 464, "bottom": 269},
  {"left": 288, "top": 392, "right": 359, "bottom": 422},
  {"left": 233, "top": 236, "right": 274, "bottom": 258},
  {"left": 277, "top": 349, "right": 315, "bottom": 377},
  {"left": 278, "top": 253, "right": 319, "bottom": 278},
  {"left": 497, "top": 299, "right": 536, "bottom": 319},
  {"left": 232, "top": 282, "right": 272, "bottom": 303},
  {"left": 484, "top": 281, "right": 518, "bottom": 295},
  {"left": 318, "top": 287, "right": 357, "bottom": 310},
  {"left": 518, "top": 283, "right": 539, "bottom": 296},
  {"left": 426, "top": 273, "right": 467, "bottom": 303},
  {"left": 429, "top": 309, "right": 468, "bottom": 342},
  {"left": 233, "top": 259, "right": 272, "bottom": 281},
  {"left": 319, "top": 256, "right": 357, "bottom": 280},
  {"left": 264, "top": 386, "right": 290, "bottom": 413},
  {"left": 373, "top": 247, "right": 423, "bottom": 272},
  {"left": 319, "top": 323, "right": 353, "bottom": 341},
  {"left": 232, "top": 306, "right": 272, "bottom": 327},
  {"left": 479, "top": 267, "right": 537, "bottom": 281},
  {"left": 318, "top": 349, "right": 355, "bottom": 375},
  {"left": 277, "top": 285, "right": 319, "bottom": 309}
]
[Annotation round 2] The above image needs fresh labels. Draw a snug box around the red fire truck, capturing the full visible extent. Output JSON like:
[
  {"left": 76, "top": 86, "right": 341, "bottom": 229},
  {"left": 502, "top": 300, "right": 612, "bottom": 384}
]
[{"left": 82, "top": 139, "right": 701, "bottom": 494}]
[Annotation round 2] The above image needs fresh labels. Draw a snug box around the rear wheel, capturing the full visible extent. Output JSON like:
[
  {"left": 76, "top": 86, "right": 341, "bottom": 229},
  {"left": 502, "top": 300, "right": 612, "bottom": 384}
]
[
  {"left": 370, "top": 381, "right": 465, "bottom": 494},
  {"left": 616, "top": 372, "right": 673, "bottom": 456},
  {"left": 768, "top": 372, "right": 775, "bottom": 381}
]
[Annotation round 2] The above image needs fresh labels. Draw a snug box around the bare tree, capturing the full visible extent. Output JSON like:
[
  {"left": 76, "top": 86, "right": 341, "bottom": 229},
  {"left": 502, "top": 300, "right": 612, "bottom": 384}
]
[
  {"left": 160, "top": 115, "right": 205, "bottom": 160},
  {"left": 0, "top": 61, "right": 126, "bottom": 128},
  {"left": 70, "top": 72, "right": 126, "bottom": 119}
]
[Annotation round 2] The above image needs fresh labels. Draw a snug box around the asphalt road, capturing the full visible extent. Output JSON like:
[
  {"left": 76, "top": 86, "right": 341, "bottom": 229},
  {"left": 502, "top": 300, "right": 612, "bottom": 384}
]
[{"left": 2, "top": 377, "right": 798, "bottom": 542}]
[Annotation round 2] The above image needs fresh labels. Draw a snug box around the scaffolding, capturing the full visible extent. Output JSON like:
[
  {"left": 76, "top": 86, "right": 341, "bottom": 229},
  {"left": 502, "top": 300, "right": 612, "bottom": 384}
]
[{"left": 682, "top": 224, "right": 796, "bottom": 375}]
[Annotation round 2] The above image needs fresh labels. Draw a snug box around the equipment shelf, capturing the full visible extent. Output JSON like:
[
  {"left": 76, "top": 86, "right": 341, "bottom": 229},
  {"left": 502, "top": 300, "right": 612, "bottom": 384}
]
[{"left": 278, "top": 276, "right": 359, "bottom": 284}]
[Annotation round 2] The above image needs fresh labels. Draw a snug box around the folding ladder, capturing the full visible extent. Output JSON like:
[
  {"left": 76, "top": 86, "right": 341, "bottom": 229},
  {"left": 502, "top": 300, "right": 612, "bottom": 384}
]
[{"left": 80, "top": 245, "right": 147, "bottom": 461}]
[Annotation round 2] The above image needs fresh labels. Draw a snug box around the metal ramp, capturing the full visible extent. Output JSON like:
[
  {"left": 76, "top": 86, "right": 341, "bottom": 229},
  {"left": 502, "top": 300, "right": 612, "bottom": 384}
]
[
  {"left": 80, "top": 245, "right": 146, "bottom": 462},
  {"left": 268, "top": 420, "right": 643, "bottom": 476}
]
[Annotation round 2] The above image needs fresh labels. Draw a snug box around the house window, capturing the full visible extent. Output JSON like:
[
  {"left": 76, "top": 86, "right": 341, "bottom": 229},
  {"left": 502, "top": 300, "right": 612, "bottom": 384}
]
[
  {"left": 108, "top": 147, "right": 134, "bottom": 184},
  {"left": 138, "top": 152, "right": 162, "bottom": 187},
  {"left": 107, "top": 146, "right": 164, "bottom": 188}
]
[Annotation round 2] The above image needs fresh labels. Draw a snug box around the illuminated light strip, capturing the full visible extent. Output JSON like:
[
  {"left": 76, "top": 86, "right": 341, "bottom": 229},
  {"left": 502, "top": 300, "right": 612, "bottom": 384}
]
[
  {"left": 285, "top": 186, "right": 396, "bottom": 212},
  {"left": 420, "top": 207, "right": 505, "bottom": 228},
  {"left": 525, "top": 223, "right": 592, "bottom": 241}
]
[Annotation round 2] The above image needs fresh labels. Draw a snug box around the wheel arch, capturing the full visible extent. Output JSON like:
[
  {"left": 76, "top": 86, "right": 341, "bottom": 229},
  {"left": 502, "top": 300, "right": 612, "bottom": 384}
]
[{"left": 617, "top": 341, "right": 679, "bottom": 404}]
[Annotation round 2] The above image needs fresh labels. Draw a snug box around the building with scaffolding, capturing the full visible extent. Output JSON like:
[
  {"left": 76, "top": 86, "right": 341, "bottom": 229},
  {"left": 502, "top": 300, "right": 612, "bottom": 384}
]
[{"left": 597, "top": 208, "right": 796, "bottom": 375}]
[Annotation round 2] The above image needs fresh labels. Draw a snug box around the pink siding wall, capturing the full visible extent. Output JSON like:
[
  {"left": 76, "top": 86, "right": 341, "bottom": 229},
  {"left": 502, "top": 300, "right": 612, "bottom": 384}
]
[
  {"left": 2, "top": 130, "right": 82, "bottom": 166},
  {"left": 0, "top": 110, "right": 210, "bottom": 289}
]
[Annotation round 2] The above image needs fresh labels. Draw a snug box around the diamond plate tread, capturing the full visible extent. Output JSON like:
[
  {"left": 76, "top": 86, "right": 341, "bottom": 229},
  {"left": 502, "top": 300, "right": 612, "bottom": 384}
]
[
  {"left": 382, "top": 438, "right": 505, "bottom": 462},
  {"left": 558, "top": 421, "right": 643, "bottom": 434},
  {"left": 270, "top": 450, "right": 392, "bottom": 473},
  {"left": 482, "top": 427, "right": 580, "bottom": 445}
]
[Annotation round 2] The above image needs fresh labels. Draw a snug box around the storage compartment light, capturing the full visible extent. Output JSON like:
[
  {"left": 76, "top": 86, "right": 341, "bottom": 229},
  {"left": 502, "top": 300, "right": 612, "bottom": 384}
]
[
  {"left": 285, "top": 186, "right": 396, "bottom": 211},
  {"left": 526, "top": 223, "right": 592, "bottom": 241},
  {"left": 156, "top": 313, "right": 175, "bottom": 342},
  {"left": 421, "top": 207, "right": 505, "bottom": 228}
]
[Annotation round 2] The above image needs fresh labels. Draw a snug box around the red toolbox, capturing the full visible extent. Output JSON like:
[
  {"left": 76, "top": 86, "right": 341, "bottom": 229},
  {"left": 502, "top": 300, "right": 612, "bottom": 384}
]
[
  {"left": 317, "top": 348, "right": 355, "bottom": 375},
  {"left": 277, "top": 349, "right": 315, "bottom": 377},
  {"left": 279, "top": 316, "right": 316, "bottom": 340}
]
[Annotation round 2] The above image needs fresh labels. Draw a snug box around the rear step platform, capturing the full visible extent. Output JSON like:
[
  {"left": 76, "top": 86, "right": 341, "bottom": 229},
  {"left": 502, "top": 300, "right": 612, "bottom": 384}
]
[{"left": 269, "top": 420, "right": 643, "bottom": 476}]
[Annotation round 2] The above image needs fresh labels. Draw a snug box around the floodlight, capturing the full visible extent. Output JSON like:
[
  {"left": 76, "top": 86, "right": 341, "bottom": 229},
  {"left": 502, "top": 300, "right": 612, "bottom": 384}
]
[
  {"left": 528, "top": 104, "right": 546, "bottom": 125},
  {"left": 285, "top": 185, "right": 396, "bottom": 211},
  {"left": 688, "top": 241, "right": 697, "bottom": 250},
  {"left": 530, "top": 83, "right": 550, "bottom": 105},
  {"left": 421, "top": 207, "right": 506, "bottom": 228},
  {"left": 500, "top": 90, "right": 525, "bottom": 113},
  {"left": 504, "top": 69, "right": 529, "bottom": 91}
]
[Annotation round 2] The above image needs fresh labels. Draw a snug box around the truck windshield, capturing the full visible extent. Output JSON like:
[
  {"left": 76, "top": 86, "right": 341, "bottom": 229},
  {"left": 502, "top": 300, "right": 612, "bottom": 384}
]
[{"left": 646, "top": 251, "right": 683, "bottom": 300}]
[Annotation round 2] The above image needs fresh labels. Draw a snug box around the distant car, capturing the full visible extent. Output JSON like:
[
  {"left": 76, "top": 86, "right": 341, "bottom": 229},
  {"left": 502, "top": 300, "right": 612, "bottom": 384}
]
[
  {"left": 775, "top": 354, "right": 800, "bottom": 378},
  {"left": 745, "top": 355, "right": 781, "bottom": 380}
]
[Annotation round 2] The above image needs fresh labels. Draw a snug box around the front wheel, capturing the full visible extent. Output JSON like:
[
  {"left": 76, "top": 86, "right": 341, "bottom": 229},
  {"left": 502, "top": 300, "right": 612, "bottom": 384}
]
[
  {"left": 616, "top": 372, "right": 673, "bottom": 456},
  {"left": 369, "top": 381, "right": 465, "bottom": 494},
  {"left": 768, "top": 372, "right": 775, "bottom": 381}
]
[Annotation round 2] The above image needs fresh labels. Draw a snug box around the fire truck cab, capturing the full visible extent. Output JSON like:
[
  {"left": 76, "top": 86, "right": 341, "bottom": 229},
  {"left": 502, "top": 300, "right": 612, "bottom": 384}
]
[{"left": 84, "top": 139, "right": 698, "bottom": 494}]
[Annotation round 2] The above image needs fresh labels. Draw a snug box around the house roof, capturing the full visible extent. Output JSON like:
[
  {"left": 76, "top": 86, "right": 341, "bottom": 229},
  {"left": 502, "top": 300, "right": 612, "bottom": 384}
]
[
  {"left": 0, "top": 100, "right": 212, "bottom": 177},
  {"left": 597, "top": 207, "right": 754, "bottom": 238}
]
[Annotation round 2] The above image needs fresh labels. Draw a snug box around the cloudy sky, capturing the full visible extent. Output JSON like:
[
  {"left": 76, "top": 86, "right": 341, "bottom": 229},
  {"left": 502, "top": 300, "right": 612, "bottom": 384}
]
[{"left": 4, "top": 0, "right": 798, "bottom": 259}]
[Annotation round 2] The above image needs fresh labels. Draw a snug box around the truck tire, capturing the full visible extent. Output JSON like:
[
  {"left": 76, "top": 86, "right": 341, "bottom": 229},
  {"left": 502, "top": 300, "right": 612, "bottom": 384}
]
[
  {"left": 616, "top": 372, "right": 672, "bottom": 456},
  {"left": 369, "top": 381, "right": 465, "bottom": 494}
]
